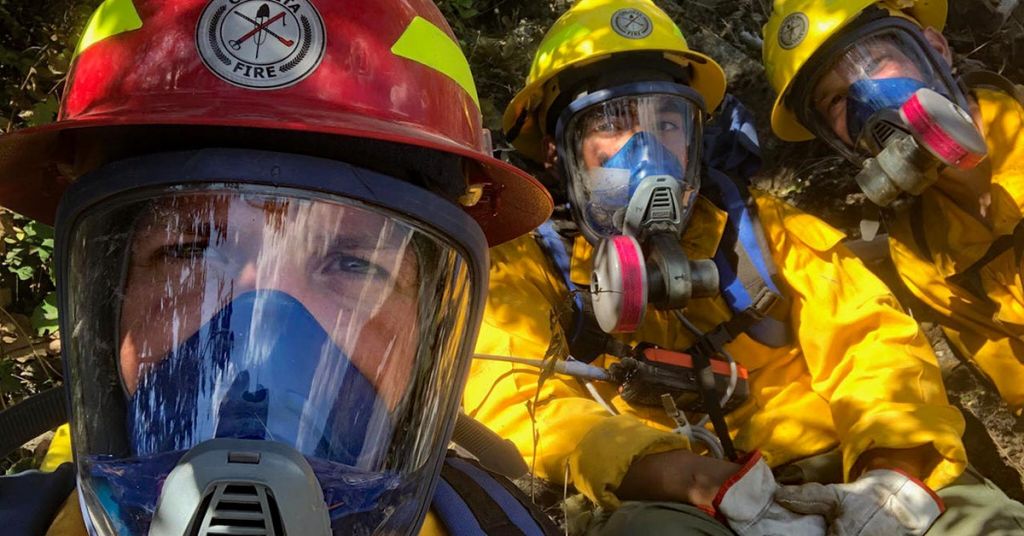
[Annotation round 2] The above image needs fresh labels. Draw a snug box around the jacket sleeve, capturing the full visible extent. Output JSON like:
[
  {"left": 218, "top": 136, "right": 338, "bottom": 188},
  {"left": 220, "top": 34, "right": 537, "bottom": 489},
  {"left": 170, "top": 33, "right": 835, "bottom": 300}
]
[
  {"left": 464, "top": 235, "right": 689, "bottom": 509},
  {"left": 888, "top": 234, "right": 1024, "bottom": 410},
  {"left": 753, "top": 194, "right": 967, "bottom": 491}
]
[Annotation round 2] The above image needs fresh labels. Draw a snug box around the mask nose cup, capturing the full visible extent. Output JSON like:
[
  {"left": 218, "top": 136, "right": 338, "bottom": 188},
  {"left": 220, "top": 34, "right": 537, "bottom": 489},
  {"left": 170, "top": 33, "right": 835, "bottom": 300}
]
[
  {"left": 129, "top": 290, "right": 387, "bottom": 466},
  {"left": 846, "top": 77, "right": 928, "bottom": 142},
  {"left": 602, "top": 131, "right": 686, "bottom": 188}
]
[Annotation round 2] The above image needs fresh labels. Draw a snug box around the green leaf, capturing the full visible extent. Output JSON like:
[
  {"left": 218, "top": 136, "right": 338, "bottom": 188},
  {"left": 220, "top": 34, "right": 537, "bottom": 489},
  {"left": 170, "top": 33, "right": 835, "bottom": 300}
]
[
  {"left": 23, "top": 221, "right": 53, "bottom": 240},
  {"left": 12, "top": 265, "right": 35, "bottom": 280},
  {"left": 29, "top": 246, "right": 50, "bottom": 263},
  {"left": 24, "top": 96, "right": 59, "bottom": 127},
  {"left": 5, "top": 248, "right": 24, "bottom": 266},
  {"left": 31, "top": 291, "right": 58, "bottom": 336},
  {"left": 6, "top": 454, "right": 37, "bottom": 475}
]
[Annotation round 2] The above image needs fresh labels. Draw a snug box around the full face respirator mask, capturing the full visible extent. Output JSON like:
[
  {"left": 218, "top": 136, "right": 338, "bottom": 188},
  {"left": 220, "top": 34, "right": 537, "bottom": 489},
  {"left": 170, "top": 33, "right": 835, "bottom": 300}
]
[
  {"left": 791, "top": 18, "right": 988, "bottom": 207},
  {"left": 556, "top": 82, "right": 719, "bottom": 333},
  {"left": 55, "top": 150, "right": 490, "bottom": 536}
]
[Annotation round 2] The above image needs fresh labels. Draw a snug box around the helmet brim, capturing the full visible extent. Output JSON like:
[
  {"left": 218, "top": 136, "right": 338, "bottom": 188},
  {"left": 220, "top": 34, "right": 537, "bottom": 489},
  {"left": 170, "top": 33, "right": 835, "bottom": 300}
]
[
  {"left": 770, "top": 91, "right": 816, "bottom": 142},
  {"left": 0, "top": 111, "right": 552, "bottom": 246}
]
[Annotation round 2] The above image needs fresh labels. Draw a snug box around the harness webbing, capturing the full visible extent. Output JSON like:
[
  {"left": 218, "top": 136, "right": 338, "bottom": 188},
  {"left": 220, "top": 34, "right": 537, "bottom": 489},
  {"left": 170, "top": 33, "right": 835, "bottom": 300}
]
[
  {"left": 702, "top": 169, "right": 791, "bottom": 348},
  {"left": 432, "top": 456, "right": 559, "bottom": 536},
  {"left": 690, "top": 349, "right": 739, "bottom": 461},
  {"left": 433, "top": 478, "right": 488, "bottom": 536},
  {"left": 534, "top": 223, "right": 632, "bottom": 364},
  {"left": 535, "top": 221, "right": 583, "bottom": 342},
  {"left": 946, "top": 219, "right": 1024, "bottom": 305}
]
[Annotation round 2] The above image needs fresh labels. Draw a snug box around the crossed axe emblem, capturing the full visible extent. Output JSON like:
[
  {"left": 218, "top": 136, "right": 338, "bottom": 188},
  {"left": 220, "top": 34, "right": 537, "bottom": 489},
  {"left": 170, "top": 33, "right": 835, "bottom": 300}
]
[{"left": 229, "top": 3, "right": 294, "bottom": 57}]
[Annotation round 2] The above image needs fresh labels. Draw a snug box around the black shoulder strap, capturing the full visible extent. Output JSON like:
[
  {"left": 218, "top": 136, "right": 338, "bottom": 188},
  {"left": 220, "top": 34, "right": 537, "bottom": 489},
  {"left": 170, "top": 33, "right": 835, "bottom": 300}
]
[
  {"left": 432, "top": 454, "right": 560, "bottom": 536},
  {"left": 0, "top": 387, "right": 67, "bottom": 459},
  {"left": 962, "top": 70, "right": 1024, "bottom": 105},
  {"left": 907, "top": 196, "right": 934, "bottom": 262},
  {"left": 946, "top": 219, "right": 1024, "bottom": 305},
  {"left": 451, "top": 413, "right": 528, "bottom": 479}
]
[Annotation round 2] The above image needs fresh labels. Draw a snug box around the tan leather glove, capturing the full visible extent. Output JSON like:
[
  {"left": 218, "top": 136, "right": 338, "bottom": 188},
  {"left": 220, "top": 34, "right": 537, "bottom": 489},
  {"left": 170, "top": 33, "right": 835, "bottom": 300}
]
[
  {"left": 713, "top": 452, "right": 827, "bottom": 536},
  {"left": 774, "top": 469, "right": 945, "bottom": 536}
]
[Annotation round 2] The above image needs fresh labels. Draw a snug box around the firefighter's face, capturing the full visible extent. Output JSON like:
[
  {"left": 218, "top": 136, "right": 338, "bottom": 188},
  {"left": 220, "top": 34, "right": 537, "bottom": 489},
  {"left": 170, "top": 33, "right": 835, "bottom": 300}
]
[{"left": 117, "top": 194, "right": 421, "bottom": 409}]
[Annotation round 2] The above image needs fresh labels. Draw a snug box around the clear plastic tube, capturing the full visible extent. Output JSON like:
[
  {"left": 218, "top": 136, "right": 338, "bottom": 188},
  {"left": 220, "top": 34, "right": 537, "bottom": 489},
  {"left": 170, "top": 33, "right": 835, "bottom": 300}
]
[
  {"left": 585, "top": 381, "right": 619, "bottom": 416},
  {"left": 473, "top": 353, "right": 611, "bottom": 382}
]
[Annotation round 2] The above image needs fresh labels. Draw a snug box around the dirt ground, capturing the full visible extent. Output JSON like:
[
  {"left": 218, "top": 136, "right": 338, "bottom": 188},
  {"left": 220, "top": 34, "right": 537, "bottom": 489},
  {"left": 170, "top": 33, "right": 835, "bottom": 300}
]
[{"left": 931, "top": 326, "right": 1024, "bottom": 502}]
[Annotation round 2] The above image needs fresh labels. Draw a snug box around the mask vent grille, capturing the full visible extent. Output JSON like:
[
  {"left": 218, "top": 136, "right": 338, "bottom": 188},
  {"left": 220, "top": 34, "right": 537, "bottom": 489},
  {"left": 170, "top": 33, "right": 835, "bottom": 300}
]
[
  {"left": 192, "top": 482, "right": 284, "bottom": 536},
  {"left": 862, "top": 116, "right": 908, "bottom": 154},
  {"left": 871, "top": 121, "right": 900, "bottom": 147},
  {"left": 646, "top": 187, "right": 677, "bottom": 223}
]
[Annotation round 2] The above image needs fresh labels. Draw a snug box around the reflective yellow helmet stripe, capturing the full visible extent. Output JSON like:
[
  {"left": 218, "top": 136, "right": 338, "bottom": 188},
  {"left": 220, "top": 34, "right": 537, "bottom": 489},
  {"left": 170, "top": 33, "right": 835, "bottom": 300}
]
[
  {"left": 40, "top": 423, "right": 73, "bottom": 472},
  {"left": 391, "top": 16, "right": 480, "bottom": 108},
  {"left": 73, "top": 0, "right": 143, "bottom": 59}
]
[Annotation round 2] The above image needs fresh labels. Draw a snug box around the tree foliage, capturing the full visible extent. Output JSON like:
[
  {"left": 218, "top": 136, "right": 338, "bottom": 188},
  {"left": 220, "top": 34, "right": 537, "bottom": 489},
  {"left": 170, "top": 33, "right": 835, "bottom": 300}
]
[{"left": 0, "top": 0, "right": 99, "bottom": 472}]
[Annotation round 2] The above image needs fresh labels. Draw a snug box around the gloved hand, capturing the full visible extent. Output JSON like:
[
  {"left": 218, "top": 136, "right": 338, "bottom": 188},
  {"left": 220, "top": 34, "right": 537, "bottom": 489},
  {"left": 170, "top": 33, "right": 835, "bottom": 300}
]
[
  {"left": 774, "top": 469, "right": 945, "bottom": 536},
  {"left": 713, "top": 452, "right": 827, "bottom": 536}
]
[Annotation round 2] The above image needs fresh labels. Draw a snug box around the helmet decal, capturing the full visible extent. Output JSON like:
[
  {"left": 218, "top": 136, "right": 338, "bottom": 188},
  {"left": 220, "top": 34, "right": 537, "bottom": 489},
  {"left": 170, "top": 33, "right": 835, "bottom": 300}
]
[
  {"left": 777, "top": 12, "right": 809, "bottom": 50},
  {"left": 196, "top": 0, "right": 326, "bottom": 90},
  {"left": 74, "top": 0, "right": 143, "bottom": 58},
  {"left": 611, "top": 8, "right": 653, "bottom": 39},
  {"left": 391, "top": 16, "right": 480, "bottom": 107}
]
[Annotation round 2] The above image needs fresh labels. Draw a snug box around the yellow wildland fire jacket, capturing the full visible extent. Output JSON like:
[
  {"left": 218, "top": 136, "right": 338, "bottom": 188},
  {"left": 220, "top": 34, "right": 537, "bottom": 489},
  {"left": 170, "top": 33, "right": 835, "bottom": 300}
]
[
  {"left": 888, "top": 87, "right": 1024, "bottom": 411},
  {"left": 467, "top": 193, "right": 966, "bottom": 509}
]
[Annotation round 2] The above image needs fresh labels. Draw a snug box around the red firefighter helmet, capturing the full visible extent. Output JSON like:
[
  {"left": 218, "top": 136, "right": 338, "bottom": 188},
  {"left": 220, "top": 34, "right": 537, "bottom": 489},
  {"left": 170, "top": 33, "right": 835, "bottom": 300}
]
[{"left": 0, "top": 0, "right": 551, "bottom": 245}]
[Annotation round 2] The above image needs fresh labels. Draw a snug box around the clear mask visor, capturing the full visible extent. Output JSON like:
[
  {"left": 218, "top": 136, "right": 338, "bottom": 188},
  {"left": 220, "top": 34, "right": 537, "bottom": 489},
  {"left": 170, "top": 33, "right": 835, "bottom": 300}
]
[
  {"left": 64, "top": 183, "right": 480, "bottom": 535},
  {"left": 560, "top": 90, "right": 703, "bottom": 241}
]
